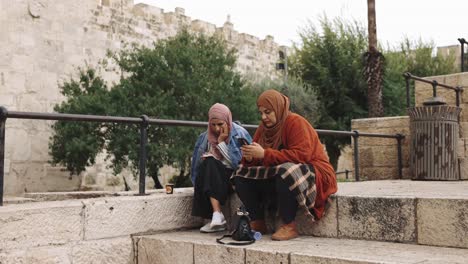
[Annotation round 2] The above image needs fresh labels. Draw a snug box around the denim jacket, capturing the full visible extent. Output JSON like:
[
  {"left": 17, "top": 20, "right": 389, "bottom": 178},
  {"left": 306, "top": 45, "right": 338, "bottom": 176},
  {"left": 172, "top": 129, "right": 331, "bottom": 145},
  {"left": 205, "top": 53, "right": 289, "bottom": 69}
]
[{"left": 190, "top": 123, "right": 252, "bottom": 185}]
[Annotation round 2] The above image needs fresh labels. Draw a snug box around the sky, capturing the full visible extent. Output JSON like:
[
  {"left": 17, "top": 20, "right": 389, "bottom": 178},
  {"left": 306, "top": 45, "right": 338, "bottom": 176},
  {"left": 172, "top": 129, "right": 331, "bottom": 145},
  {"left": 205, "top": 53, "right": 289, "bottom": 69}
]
[{"left": 134, "top": 0, "right": 467, "bottom": 49}]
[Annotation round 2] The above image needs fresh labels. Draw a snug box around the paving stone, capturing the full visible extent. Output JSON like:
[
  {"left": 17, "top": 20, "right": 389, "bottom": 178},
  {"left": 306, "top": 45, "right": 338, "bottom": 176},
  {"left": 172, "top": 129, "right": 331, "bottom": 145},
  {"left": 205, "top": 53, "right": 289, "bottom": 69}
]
[{"left": 418, "top": 198, "right": 468, "bottom": 248}]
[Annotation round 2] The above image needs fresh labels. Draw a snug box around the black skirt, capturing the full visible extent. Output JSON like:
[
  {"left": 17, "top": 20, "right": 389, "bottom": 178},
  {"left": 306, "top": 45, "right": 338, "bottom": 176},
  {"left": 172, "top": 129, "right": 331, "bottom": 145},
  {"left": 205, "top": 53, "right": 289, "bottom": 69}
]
[{"left": 191, "top": 157, "right": 233, "bottom": 219}]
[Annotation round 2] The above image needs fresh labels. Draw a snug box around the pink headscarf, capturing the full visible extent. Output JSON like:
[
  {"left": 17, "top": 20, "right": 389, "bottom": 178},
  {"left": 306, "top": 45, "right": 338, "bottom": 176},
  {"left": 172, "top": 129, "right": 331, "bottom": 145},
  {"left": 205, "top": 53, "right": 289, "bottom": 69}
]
[{"left": 207, "top": 103, "right": 233, "bottom": 159}]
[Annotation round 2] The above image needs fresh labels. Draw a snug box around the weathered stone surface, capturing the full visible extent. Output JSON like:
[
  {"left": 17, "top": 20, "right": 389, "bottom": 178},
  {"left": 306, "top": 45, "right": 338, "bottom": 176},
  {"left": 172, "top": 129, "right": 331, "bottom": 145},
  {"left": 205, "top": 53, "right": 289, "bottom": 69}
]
[
  {"left": 0, "top": 200, "right": 83, "bottom": 250},
  {"left": 360, "top": 167, "right": 400, "bottom": 180},
  {"left": 195, "top": 243, "right": 245, "bottom": 264},
  {"left": 359, "top": 147, "right": 409, "bottom": 168},
  {"left": 139, "top": 230, "right": 468, "bottom": 264},
  {"left": 245, "top": 247, "right": 289, "bottom": 263},
  {"left": 5, "top": 128, "right": 31, "bottom": 161},
  {"left": 0, "top": 246, "right": 71, "bottom": 264},
  {"left": 352, "top": 116, "right": 410, "bottom": 130},
  {"left": 136, "top": 236, "right": 193, "bottom": 264},
  {"left": 337, "top": 196, "right": 416, "bottom": 243},
  {"left": 459, "top": 157, "right": 468, "bottom": 180},
  {"left": 296, "top": 197, "right": 338, "bottom": 237},
  {"left": 71, "top": 237, "right": 133, "bottom": 264},
  {"left": 352, "top": 116, "right": 410, "bottom": 180},
  {"left": 83, "top": 191, "right": 203, "bottom": 240},
  {"left": 418, "top": 198, "right": 468, "bottom": 248}
]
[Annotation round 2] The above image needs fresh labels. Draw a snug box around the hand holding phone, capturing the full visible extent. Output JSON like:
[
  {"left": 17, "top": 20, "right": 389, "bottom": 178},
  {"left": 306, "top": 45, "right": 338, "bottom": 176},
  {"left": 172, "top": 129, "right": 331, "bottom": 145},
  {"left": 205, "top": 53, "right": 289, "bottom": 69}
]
[{"left": 237, "top": 138, "right": 249, "bottom": 146}]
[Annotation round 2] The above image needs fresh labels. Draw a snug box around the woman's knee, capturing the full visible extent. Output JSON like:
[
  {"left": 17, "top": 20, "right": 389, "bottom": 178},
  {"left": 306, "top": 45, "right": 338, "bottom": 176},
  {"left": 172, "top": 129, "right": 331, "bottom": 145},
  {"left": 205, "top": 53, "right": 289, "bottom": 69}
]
[{"left": 275, "top": 176, "right": 290, "bottom": 194}]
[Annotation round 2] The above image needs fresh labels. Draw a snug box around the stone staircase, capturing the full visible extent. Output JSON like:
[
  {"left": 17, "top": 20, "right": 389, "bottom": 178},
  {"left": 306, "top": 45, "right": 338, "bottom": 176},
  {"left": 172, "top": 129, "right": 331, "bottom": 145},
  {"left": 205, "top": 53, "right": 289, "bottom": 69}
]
[
  {"left": 134, "top": 180, "right": 468, "bottom": 264},
  {"left": 135, "top": 231, "right": 467, "bottom": 264},
  {"left": 1, "top": 180, "right": 468, "bottom": 263}
]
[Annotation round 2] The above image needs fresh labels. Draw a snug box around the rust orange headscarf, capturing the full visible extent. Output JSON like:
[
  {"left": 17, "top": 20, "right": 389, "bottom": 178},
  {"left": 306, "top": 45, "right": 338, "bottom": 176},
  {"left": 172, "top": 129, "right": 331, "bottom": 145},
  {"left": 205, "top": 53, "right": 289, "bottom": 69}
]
[{"left": 256, "top": 89, "right": 290, "bottom": 149}]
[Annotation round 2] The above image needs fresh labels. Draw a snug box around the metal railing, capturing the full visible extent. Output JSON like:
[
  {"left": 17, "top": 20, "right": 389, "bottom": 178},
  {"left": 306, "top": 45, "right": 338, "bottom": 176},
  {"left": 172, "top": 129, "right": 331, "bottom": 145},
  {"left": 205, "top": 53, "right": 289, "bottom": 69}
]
[
  {"left": 0, "top": 107, "right": 405, "bottom": 206},
  {"left": 403, "top": 72, "right": 464, "bottom": 107},
  {"left": 459, "top": 38, "right": 467, "bottom": 72},
  {"left": 335, "top": 169, "right": 353, "bottom": 179}
]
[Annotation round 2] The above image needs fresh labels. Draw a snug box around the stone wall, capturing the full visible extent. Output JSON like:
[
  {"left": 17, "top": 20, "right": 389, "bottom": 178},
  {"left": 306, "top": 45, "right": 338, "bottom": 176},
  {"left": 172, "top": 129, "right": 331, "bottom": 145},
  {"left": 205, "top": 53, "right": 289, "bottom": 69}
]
[
  {"left": 351, "top": 116, "right": 411, "bottom": 180},
  {"left": 0, "top": 0, "right": 286, "bottom": 195}
]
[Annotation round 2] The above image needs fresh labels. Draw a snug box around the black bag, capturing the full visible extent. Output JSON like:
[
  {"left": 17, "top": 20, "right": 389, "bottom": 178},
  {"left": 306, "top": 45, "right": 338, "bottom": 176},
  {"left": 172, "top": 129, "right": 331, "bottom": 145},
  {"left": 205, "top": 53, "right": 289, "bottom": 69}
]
[{"left": 216, "top": 206, "right": 256, "bottom": 245}]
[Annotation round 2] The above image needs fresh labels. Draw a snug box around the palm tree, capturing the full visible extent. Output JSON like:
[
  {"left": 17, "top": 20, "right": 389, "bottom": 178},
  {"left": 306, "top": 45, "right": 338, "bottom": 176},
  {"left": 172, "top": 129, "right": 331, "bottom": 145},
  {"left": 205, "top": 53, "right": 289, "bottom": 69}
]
[{"left": 364, "top": 0, "right": 384, "bottom": 117}]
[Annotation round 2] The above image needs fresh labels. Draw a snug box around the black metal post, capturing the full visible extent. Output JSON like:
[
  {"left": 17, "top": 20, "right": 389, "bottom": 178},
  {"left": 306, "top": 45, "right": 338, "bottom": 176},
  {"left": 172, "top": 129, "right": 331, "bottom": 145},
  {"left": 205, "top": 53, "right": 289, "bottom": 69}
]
[
  {"left": 345, "top": 169, "right": 349, "bottom": 179},
  {"left": 0, "top": 107, "right": 7, "bottom": 206},
  {"left": 404, "top": 72, "right": 411, "bottom": 108},
  {"left": 459, "top": 38, "right": 465, "bottom": 72},
  {"left": 432, "top": 80, "right": 438, "bottom": 98},
  {"left": 138, "top": 115, "right": 149, "bottom": 195},
  {"left": 352, "top": 131, "right": 360, "bottom": 181},
  {"left": 396, "top": 134, "right": 404, "bottom": 179}
]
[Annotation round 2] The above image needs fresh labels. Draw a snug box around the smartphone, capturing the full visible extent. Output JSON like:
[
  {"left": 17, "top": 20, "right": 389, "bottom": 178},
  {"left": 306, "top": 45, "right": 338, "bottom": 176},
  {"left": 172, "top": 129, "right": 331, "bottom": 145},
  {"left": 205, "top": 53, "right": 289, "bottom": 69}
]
[{"left": 237, "top": 138, "right": 249, "bottom": 146}]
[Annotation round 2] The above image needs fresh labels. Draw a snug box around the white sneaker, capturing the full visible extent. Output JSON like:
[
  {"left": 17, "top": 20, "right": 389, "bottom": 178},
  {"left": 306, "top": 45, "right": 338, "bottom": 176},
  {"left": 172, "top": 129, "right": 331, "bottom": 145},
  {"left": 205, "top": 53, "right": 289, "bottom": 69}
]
[
  {"left": 200, "top": 222, "right": 226, "bottom": 233},
  {"left": 210, "top": 211, "right": 226, "bottom": 228}
]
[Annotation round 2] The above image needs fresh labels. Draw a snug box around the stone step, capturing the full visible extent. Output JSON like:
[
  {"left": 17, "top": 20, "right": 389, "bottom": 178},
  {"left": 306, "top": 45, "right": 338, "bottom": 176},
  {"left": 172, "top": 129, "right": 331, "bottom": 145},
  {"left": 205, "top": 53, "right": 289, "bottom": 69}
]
[
  {"left": 3, "top": 196, "right": 37, "bottom": 204},
  {"left": 134, "top": 230, "right": 468, "bottom": 264},
  {"left": 226, "top": 180, "right": 468, "bottom": 249}
]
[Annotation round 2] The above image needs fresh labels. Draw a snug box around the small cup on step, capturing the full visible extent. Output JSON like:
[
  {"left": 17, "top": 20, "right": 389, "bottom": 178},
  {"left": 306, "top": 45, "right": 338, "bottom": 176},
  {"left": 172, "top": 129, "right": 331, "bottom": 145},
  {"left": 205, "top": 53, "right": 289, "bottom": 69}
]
[{"left": 165, "top": 184, "right": 174, "bottom": 194}]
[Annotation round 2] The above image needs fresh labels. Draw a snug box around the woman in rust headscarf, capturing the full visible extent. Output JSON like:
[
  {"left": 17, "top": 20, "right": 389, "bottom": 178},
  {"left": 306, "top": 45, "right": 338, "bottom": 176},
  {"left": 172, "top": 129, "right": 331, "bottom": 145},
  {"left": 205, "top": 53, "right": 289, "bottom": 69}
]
[{"left": 232, "top": 89, "right": 337, "bottom": 241}]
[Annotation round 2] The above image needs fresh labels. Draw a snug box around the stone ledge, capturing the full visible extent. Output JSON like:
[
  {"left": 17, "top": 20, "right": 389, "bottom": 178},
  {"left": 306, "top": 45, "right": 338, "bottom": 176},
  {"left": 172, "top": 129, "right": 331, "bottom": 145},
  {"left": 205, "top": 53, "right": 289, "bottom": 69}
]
[
  {"left": 23, "top": 187, "right": 194, "bottom": 201},
  {"left": 230, "top": 180, "right": 468, "bottom": 248},
  {"left": 0, "top": 200, "right": 84, "bottom": 251},
  {"left": 2, "top": 180, "right": 468, "bottom": 253},
  {"left": 0, "top": 237, "right": 133, "bottom": 264},
  {"left": 135, "top": 230, "right": 468, "bottom": 264},
  {"left": 83, "top": 191, "right": 203, "bottom": 240},
  {"left": 0, "top": 189, "right": 202, "bottom": 251}
]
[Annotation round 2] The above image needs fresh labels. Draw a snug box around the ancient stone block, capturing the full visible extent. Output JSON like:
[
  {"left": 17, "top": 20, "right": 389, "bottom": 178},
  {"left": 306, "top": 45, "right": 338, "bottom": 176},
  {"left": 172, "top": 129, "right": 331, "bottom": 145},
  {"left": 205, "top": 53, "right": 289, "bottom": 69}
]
[
  {"left": 83, "top": 192, "right": 203, "bottom": 240},
  {"left": 5, "top": 129, "right": 31, "bottom": 161},
  {"left": 136, "top": 237, "right": 193, "bottom": 264},
  {"left": 194, "top": 243, "right": 244, "bottom": 264},
  {"left": 296, "top": 196, "right": 338, "bottom": 238},
  {"left": 0, "top": 201, "right": 83, "bottom": 251},
  {"left": 71, "top": 237, "right": 133, "bottom": 264},
  {"left": 0, "top": 246, "right": 71, "bottom": 264},
  {"left": 417, "top": 198, "right": 468, "bottom": 248},
  {"left": 245, "top": 248, "right": 289, "bottom": 264},
  {"left": 360, "top": 167, "right": 399, "bottom": 180},
  {"left": 338, "top": 196, "right": 416, "bottom": 243}
]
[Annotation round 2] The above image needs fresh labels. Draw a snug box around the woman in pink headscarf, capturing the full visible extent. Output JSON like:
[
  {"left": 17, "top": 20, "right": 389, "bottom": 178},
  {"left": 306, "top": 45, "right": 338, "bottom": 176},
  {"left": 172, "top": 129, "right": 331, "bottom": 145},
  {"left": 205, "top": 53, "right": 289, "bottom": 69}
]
[{"left": 191, "top": 103, "right": 252, "bottom": 233}]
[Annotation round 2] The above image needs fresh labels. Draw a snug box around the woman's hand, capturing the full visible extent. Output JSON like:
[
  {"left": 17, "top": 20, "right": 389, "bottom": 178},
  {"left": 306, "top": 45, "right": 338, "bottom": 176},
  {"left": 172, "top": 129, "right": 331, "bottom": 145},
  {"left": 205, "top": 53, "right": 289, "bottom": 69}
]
[
  {"left": 217, "top": 123, "right": 229, "bottom": 143},
  {"left": 241, "top": 142, "right": 265, "bottom": 160}
]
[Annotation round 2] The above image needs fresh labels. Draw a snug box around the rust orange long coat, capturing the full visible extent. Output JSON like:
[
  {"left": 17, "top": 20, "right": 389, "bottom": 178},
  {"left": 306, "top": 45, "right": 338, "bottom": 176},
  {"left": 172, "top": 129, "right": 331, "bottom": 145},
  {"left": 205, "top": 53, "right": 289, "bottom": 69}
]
[{"left": 243, "top": 113, "right": 338, "bottom": 219}]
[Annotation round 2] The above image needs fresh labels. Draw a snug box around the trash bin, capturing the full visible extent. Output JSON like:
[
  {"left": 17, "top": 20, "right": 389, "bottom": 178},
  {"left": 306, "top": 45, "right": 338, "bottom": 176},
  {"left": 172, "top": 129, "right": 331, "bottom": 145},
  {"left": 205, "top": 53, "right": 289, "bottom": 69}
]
[{"left": 408, "top": 101, "right": 461, "bottom": 180}]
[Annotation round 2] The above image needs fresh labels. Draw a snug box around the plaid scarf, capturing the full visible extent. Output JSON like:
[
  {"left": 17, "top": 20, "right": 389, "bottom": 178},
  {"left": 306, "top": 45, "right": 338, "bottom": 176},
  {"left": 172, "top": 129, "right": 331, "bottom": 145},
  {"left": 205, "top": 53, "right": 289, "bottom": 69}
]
[{"left": 233, "top": 162, "right": 317, "bottom": 220}]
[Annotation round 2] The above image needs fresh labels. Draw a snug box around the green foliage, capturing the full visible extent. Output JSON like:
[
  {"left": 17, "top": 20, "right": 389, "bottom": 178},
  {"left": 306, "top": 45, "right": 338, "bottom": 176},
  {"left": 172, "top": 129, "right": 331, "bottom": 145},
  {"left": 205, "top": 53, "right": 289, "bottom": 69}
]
[
  {"left": 49, "top": 30, "right": 259, "bottom": 186},
  {"left": 169, "top": 172, "right": 193, "bottom": 187},
  {"left": 289, "top": 17, "right": 369, "bottom": 168},
  {"left": 289, "top": 17, "right": 457, "bottom": 168},
  {"left": 383, "top": 39, "right": 456, "bottom": 114},
  {"left": 244, "top": 75, "right": 320, "bottom": 125},
  {"left": 49, "top": 68, "right": 109, "bottom": 175}
]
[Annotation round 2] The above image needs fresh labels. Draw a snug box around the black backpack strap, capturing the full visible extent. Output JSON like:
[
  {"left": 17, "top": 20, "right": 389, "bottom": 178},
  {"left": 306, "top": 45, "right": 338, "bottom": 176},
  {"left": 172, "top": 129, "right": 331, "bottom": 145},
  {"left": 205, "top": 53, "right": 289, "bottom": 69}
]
[{"left": 216, "top": 234, "right": 255, "bottom": 246}]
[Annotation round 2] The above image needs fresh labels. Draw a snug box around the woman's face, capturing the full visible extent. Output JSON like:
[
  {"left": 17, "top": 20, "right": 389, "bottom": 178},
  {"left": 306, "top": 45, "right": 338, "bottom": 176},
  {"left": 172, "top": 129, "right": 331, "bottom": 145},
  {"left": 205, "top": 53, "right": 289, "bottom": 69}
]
[
  {"left": 209, "top": 118, "right": 227, "bottom": 136},
  {"left": 259, "top": 106, "right": 277, "bottom": 128}
]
